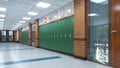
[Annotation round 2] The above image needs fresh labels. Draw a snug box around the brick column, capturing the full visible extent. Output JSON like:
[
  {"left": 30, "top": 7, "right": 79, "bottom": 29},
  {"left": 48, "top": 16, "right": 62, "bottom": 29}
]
[
  {"left": 18, "top": 28, "right": 22, "bottom": 43},
  {"left": 34, "top": 19, "right": 39, "bottom": 48},
  {"left": 13, "top": 30, "right": 17, "bottom": 42},
  {"left": 29, "top": 23, "right": 32, "bottom": 46},
  {"left": 74, "top": 0, "right": 88, "bottom": 59}
]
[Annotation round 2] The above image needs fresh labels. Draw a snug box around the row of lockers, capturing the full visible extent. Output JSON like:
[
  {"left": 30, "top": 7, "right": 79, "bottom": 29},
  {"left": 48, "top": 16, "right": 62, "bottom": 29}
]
[
  {"left": 39, "top": 16, "right": 74, "bottom": 55},
  {"left": 22, "top": 30, "right": 29, "bottom": 44}
]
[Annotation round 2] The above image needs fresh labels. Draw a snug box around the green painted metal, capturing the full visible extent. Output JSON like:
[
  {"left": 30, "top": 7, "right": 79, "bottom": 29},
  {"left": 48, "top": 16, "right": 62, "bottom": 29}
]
[
  {"left": 22, "top": 30, "right": 29, "bottom": 44},
  {"left": 39, "top": 17, "right": 74, "bottom": 55}
]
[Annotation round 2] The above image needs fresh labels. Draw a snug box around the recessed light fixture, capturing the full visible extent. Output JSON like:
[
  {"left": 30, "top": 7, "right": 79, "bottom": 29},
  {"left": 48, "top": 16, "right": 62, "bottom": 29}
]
[
  {"left": 19, "top": 21, "right": 26, "bottom": 23},
  {"left": 0, "top": 19, "right": 5, "bottom": 21},
  {"left": 28, "top": 12, "right": 38, "bottom": 16},
  {"left": 55, "top": 15, "right": 57, "bottom": 18},
  {"left": 22, "top": 17, "right": 31, "bottom": 20},
  {"left": 36, "top": 2, "right": 51, "bottom": 8},
  {"left": 17, "top": 23, "right": 23, "bottom": 25},
  {"left": 4, "top": 0, "right": 8, "bottom": 1},
  {"left": 67, "top": 9, "right": 72, "bottom": 13},
  {"left": 0, "top": 7, "right": 6, "bottom": 12},
  {"left": 16, "top": 24, "right": 22, "bottom": 26},
  {"left": 91, "top": 0, "right": 106, "bottom": 3},
  {"left": 88, "top": 13, "right": 99, "bottom": 16},
  {"left": 0, "top": 14, "right": 5, "bottom": 18}
]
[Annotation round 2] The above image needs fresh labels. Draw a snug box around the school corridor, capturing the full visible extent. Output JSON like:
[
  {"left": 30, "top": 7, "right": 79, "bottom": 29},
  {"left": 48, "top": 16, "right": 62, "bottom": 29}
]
[{"left": 0, "top": 0, "right": 120, "bottom": 68}]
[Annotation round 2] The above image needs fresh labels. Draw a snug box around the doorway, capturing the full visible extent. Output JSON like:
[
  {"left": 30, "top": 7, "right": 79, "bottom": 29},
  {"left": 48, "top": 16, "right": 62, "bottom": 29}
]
[
  {"left": 110, "top": 0, "right": 120, "bottom": 67},
  {"left": 0, "top": 30, "right": 13, "bottom": 42}
]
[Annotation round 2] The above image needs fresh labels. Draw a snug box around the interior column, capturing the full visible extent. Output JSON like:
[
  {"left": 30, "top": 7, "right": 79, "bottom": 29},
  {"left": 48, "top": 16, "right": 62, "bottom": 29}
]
[
  {"left": 74, "top": 0, "right": 88, "bottom": 59},
  {"left": 29, "top": 23, "right": 32, "bottom": 46},
  {"left": 13, "top": 30, "right": 17, "bottom": 42},
  {"left": 34, "top": 19, "right": 39, "bottom": 48},
  {"left": 18, "top": 28, "right": 22, "bottom": 43}
]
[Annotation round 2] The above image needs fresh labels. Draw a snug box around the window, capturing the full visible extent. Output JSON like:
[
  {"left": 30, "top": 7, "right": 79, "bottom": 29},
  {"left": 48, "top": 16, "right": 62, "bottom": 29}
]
[{"left": 89, "top": 0, "right": 110, "bottom": 65}]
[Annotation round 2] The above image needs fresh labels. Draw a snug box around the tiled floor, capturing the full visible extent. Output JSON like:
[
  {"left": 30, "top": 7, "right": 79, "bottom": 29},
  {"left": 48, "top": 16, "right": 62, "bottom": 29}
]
[{"left": 0, "top": 43, "right": 112, "bottom": 68}]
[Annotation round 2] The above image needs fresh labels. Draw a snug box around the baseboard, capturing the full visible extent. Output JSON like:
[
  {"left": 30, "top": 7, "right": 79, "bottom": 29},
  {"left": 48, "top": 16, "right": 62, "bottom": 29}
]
[
  {"left": 39, "top": 47, "right": 74, "bottom": 57},
  {"left": 74, "top": 56, "right": 87, "bottom": 60}
]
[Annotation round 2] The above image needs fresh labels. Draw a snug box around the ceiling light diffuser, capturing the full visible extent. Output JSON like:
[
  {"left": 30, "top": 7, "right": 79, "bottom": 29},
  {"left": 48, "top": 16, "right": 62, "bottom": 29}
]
[
  {"left": 0, "top": 15, "right": 5, "bottom": 18},
  {"left": 0, "top": 7, "right": 6, "bottom": 12},
  {"left": 91, "top": 0, "right": 106, "bottom": 3},
  {"left": 17, "top": 23, "right": 23, "bottom": 25},
  {"left": 28, "top": 12, "right": 38, "bottom": 16},
  {"left": 88, "top": 13, "right": 99, "bottom": 16},
  {"left": 67, "top": 9, "right": 72, "bottom": 13},
  {"left": 22, "top": 17, "right": 31, "bottom": 20},
  {"left": 0, "top": 19, "right": 5, "bottom": 21},
  {"left": 36, "top": 2, "right": 51, "bottom": 8},
  {"left": 19, "top": 21, "right": 26, "bottom": 23}
]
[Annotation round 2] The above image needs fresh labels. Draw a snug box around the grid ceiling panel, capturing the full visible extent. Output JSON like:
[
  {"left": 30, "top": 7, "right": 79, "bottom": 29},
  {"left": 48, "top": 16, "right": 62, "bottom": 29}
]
[{"left": 0, "top": 0, "right": 73, "bottom": 30}]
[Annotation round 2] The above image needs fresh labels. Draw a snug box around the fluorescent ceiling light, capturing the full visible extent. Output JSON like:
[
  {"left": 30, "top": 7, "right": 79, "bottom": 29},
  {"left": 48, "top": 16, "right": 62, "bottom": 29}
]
[
  {"left": 17, "top": 23, "right": 22, "bottom": 26},
  {"left": 88, "top": 13, "right": 98, "bottom": 16},
  {"left": 67, "top": 9, "right": 72, "bottom": 13},
  {"left": 0, "top": 19, "right": 5, "bottom": 21},
  {"left": 28, "top": 12, "right": 38, "bottom": 16},
  {"left": 19, "top": 21, "right": 26, "bottom": 23},
  {"left": 36, "top": 2, "right": 51, "bottom": 8},
  {"left": 22, "top": 17, "right": 31, "bottom": 20},
  {"left": 0, "top": 14, "right": 5, "bottom": 18},
  {"left": 55, "top": 15, "right": 57, "bottom": 18},
  {"left": 16, "top": 23, "right": 22, "bottom": 27},
  {"left": 0, "top": 7, "right": 6, "bottom": 12},
  {"left": 4, "top": 0, "right": 8, "bottom": 1},
  {"left": 91, "top": 0, "right": 106, "bottom": 3}
]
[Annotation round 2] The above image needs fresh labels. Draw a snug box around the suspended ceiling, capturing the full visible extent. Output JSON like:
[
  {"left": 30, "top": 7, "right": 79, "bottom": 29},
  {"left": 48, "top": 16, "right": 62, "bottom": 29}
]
[{"left": 0, "top": 0, "right": 73, "bottom": 30}]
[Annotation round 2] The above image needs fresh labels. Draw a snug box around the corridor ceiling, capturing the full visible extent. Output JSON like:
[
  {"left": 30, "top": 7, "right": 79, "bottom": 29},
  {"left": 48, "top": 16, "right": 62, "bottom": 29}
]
[{"left": 0, "top": 0, "right": 73, "bottom": 30}]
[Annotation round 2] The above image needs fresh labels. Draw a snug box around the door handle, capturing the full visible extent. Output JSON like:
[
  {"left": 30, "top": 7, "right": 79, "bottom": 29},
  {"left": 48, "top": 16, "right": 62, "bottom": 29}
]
[{"left": 111, "top": 30, "right": 117, "bottom": 33}]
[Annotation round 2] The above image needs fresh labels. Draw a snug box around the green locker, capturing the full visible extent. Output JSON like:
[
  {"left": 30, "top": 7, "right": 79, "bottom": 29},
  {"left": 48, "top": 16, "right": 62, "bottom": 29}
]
[
  {"left": 39, "top": 16, "right": 74, "bottom": 55},
  {"left": 65, "top": 18, "right": 69, "bottom": 53},
  {"left": 56, "top": 21, "right": 60, "bottom": 51},
  {"left": 22, "top": 30, "right": 29, "bottom": 44},
  {"left": 61, "top": 20, "right": 65, "bottom": 52}
]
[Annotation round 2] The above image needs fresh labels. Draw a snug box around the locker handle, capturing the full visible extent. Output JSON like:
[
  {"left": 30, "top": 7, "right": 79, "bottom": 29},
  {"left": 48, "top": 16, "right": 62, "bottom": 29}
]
[
  {"left": 111, "top": 30, "right": 117, "bottom": 33},
  {"left": 64, "top": 34, "right": 67, "bottom": 38},
  {"left": 69, "top": 34, "right": 72, "bottom": 38}
]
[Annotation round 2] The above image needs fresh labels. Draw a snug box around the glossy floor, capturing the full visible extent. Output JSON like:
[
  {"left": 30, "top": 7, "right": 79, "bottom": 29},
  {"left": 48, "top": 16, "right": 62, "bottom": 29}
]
[{"left": 0, "top": 43, "right": 112, "bottom": 68}]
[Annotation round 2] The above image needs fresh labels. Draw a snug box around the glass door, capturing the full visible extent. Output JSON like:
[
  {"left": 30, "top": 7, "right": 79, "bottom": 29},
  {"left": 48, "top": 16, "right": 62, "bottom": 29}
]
[
  {"left": 2, "top": 31, "right": 6, "bottom": 42},
  {"left": 89, "top": 0, "right": 110, "bottom": 65},
  {"left": 9, "top": 31, "right": 13, "bottom": 42}
]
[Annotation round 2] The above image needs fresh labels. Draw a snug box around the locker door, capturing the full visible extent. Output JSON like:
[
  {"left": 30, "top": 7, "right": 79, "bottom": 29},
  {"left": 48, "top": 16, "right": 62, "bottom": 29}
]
[
  {"left": 54, "top": 22, "right": 57, "bottom": 50},
  {"left": 61, "top": 20, "right": 65, "bottom": 52},
  {"left": 53, "top": 23, "right": 56, "bottom": 50},
  {"left": 69, "top": 17, "right": 74, "bottom": 54},
  {"left": 46, "top": 25, "right": 48, "bottom": 48},
  {"left": 57, "top": 21, "right": 61, "bottom": 51},
  {"left": 42, "top": 26, "right": 45, "bottom": 47},
  {"left": 50, "top": 23, "right": 54, "bottom": 50},
  {"left": 45, "top": 25, "right": 47, "bottom": 48},
  {"left": 66, "top": 17, "right": 71, "bottom": 54}
]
